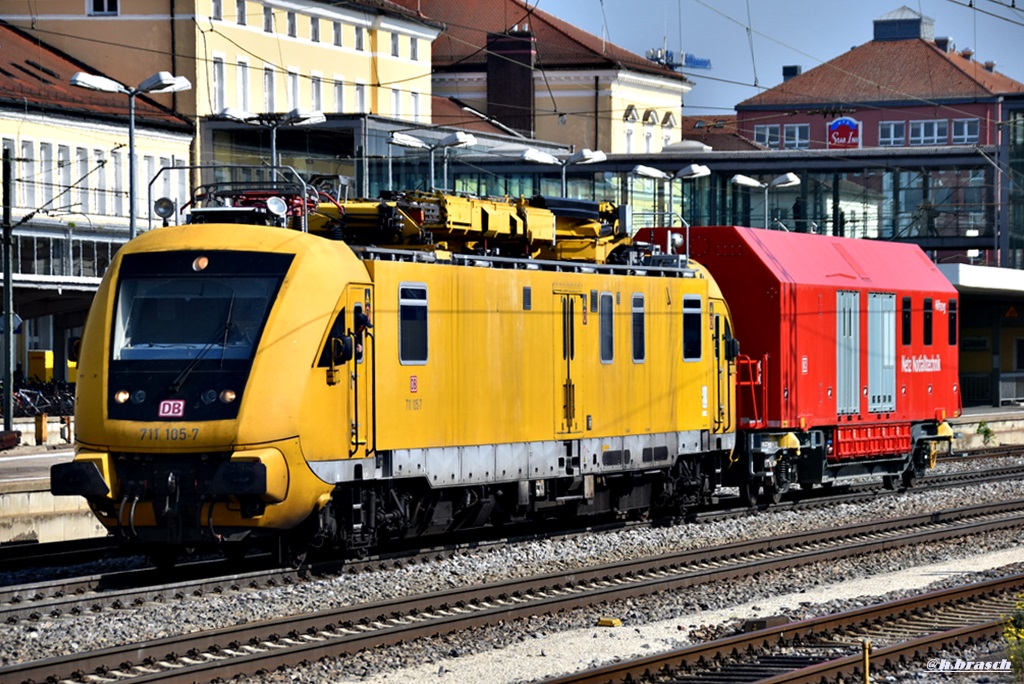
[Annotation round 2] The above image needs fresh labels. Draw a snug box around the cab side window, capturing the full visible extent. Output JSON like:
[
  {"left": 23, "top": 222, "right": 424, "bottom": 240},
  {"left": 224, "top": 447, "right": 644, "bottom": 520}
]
[{"left": 400, "top": 283, "right": 428, "bottom": 364}]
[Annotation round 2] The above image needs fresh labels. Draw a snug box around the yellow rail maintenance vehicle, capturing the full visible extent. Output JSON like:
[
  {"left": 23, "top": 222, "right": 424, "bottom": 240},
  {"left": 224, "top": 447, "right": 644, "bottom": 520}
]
[{"left": 52, "top": 169, "right": 738, "bottom": 564}]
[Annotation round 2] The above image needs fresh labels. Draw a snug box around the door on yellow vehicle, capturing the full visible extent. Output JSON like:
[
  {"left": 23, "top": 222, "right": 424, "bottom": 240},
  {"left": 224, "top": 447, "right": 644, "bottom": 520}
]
[
  {"left": 346, "top": 285, "right": 374, "bottom": 458},
  {"left": 555, "top": 292, "right": 587, "bottom": 435},
  {"left": 711, "top": 304, "right": 732, "bottom": 433}
]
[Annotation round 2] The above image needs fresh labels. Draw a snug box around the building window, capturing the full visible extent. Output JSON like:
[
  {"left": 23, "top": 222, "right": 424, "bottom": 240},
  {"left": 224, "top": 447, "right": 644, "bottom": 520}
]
[
  {"left": 910, "top": 119, "right": 948, "bottom": 146},
  {"left": 600, "top": 293, "right": 614, "bottom": 363},
  {"left": 237, "top": 58, "right": 250, "bottom": 112},
  {"left": 754, "top": 124, "right": 780, "bottom": 149},
  {"left": 287, "top": 11, "right": 296, "bottom": 37},
  {"left": 76, "top": 148, "right": 89, "bottom": 214},
  {"left": 784, "top": 123, "right": 810, "bottom": 149},
  {"left": 288, "top": 70, "right": 300, "bottom": 110},
  {"left": 632, "top": 294, "right": 645, "bottom": 363},
  {"left": 901, "top": 296, "right": 912, "bottom": 345},
  {"left": 334, "top": 78, "right": 344, "bottom": 113},
  {"left": 263, "top": 5, "right": 273, "bottom": 33},
  {"left": 355, "top": 83, "right": 366, "bottom": 113},
  {"left": 683, "top": 296, "right": 702, "bottom": 361},
  {"left": 399, "top": 283, "right": 428, "bottom": 364},
  {"left": 39, "top": 143, "right": 53, "bottom": 207},
  {"left": 355, "top": 26, "right": 364, "bottom": 51},
  {"left": 263, "top": 67, "right": 275, "bottom": 112},
  {"left": 333, "top": 21, "right": 342, "bottom": 46},
  {"left": 94, "top": 150, "right": 106, "bottom": 215},
  {"left": 953, "top": 118, "right": 980, "bottom": 144},
  {"left": 391, "top": 89, "right": 401, "bottom": 117},
  {"left": 410, "top": 92, "right": 420, "bottom": 122},
  {"left": 625, "top": 124, "right": 634, "bottom": 154},
  {"left": 311, "top": 75, "right": 322, "bottom": 111},
  {"left": 391, "top": 32, "right": 400, "bottom": 57},
  {"left": 19, "top": 141, "right": 34, "bottom": 209},
  {"left": 644, "top": 124, "right": 654, "bottom": 153},
  {"left": 111, "top": 150, "right": 123, "bottom": 216},
  {"left": 236, "top": 0, "right": 246, "bottom": 25},
  {"left": 879, "top": 121, "right": 905, "bottom": 146},
  {"left": 212, "top": 0, "right": 223, "bottom": 20},
  {"left": 89, "top": 0, "right": 118, "bottom": 15},
  {"left": 310, "top": 17, "right": 320, "bottom": 42},
  {"left": 212, "top": 56, "right": 226, "bottom": 112},
  {"left": 410, "top": 37, "right": 419, "bottom": 61}
]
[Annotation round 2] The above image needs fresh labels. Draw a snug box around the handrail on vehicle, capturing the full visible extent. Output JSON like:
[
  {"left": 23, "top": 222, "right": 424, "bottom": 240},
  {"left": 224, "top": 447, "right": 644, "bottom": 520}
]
[{"left": 736, "top": 353, "right": 769, "bottom": 430}]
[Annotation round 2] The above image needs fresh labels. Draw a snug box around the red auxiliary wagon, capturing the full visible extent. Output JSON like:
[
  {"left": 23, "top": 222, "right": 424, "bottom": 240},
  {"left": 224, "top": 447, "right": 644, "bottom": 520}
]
[{"left": 642, "top": 225, "right": 960, "bottom": 504}]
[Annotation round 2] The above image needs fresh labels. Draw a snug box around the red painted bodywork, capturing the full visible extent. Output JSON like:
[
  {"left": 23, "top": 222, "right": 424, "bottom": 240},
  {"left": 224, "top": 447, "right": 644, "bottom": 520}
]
[{"left": 637, "top": 226, "right": 961, "bottom": 454}]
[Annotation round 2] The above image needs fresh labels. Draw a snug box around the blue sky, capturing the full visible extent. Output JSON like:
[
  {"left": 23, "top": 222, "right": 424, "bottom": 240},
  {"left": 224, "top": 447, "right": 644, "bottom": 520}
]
[{"left": 546, "top": 0, "right": 1024, "bottom": 114}]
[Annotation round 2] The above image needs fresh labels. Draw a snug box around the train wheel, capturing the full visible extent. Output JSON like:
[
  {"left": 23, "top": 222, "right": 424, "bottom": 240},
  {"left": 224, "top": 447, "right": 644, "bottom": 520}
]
[
  {"left": 901, "top": 469, "right": 918, "bottom": 489},
  {"left": 761, "top": 485, "right": 782, "bottom": 506},
  {"left": 740, "top": 482, "right": 759, "bottom": 508},
  {"left": 882, "top": 475, "right": 898, "bottom": 490}
]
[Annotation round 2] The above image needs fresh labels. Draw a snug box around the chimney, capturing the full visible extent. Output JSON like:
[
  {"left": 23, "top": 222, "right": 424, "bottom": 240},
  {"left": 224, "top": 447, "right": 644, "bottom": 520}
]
[
  {"left": 486, "top": 30, "right": 536, "bottom": 137},
  {"left": 934, "top": 36, "right": 954, "bottom": 52},
  {"left": 984, "top": 60, "right": 997, "bottom": 72},
  {"left": 782, "top": 65, "right": 802, "bottom": 81},
  {"left": 960, "top": 48, "right": 974, "bottom": 60}
]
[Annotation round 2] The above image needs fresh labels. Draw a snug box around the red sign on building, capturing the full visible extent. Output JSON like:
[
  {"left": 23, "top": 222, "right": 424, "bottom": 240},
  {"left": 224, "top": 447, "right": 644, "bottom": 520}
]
[{"left": 828, "top": 117, "right": 862, "bottom": 149}]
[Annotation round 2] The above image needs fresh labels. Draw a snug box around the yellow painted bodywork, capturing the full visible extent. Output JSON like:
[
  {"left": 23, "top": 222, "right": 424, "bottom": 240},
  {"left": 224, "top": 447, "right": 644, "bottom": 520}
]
[{"left": 71, "top": 196, "right": 735, "bottom": 537}]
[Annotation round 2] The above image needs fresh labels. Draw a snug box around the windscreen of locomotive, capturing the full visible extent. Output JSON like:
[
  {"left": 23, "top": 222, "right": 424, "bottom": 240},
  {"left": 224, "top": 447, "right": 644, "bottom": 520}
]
[{"left": 112, "top": 276, "right": 277, "bottom": 361}]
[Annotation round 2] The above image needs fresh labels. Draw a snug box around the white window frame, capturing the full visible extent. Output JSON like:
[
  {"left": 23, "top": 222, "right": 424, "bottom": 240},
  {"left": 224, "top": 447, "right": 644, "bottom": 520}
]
[
  {"left": 879, "top": 121, "right": 905, "bottom": 146},
  {"left": 75, "top": 147, "right": 89, "bottom": 214},
  {"left": 237, "top": 57, "right": 250, "bottom": 112},
  {"left": 391, "top": 32, "right": 400, "bottom": 57},
  {"left": 333, "top": 76, "right": 345, "bottom": 113},
  {"left": 391, "top": 88, "right": 401, "bottom": 117},
  {"left": 624, "top": 123, "right": 634, "bottom": 154},
  {"left": 784, "top": 123, "right": 810, "bottom": 149},
  {"left": 19, "top": 141, "right": 34, "bottom": 209},
  {"left": 287, "top": 69, "right": 300, "bottom": 110},
  {"left": 39, "top": 142, "right": 53, "bottom": 207},
  {"left": 111, "top": 150, "right": 123, "bottom": 216},
  {"left": 88, "top": 0, "right": 118, "bottom": 16},
  {"left": 355, "top": 25, "right": 364, "bottom": 51},
  {"left": 909, "top": 119, "right": 948, "bottom": 146},
  {"left": 754, "top": 124, "right": 780, "bottom": 149},
  {"left": 310, "top": 73, "right": 322, "bottom": 111},
  {"left": 263, "top": 66, "right": 276, "bottom": 112},
  {"left": 94, "top": 149, "right": 106, "bottom": 215},
  {"left": 333, "top": 21, "right": 343, "bottom": 46},
  {"left": 287, "top": 11, "right": 296, "bottom": 37},
  {"left": 235, "top": 0, "right": 246, "bottom": 25},
  {"left": 355, "top": 83, "right": 366, "bottom": 113},
  {"left": 952, "top": 118, "right": 980, "bottom": 144},
  {"left": 310, "top": 16, "right": 320, "bottom": 43},
  {"left": 211, "top": 0, "right": 223, "bottom": 20},
  {"left": 212, "top": 54, "right": 226, "bottom": 113},
  {"left": 410, "top": 91, "right": 420, "bottom": 123},
  {"left": 410, "top": 37, "right": 419, "bottom": 61},
  {"left": 263, "top": 4, "right": 273, "bottom": 33}
]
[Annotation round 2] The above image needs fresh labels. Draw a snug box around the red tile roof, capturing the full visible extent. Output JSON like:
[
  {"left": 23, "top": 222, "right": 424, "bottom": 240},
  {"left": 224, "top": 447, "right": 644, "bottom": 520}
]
[
  {"left": 390, "top": 0, "right": 692, "bottom": 84},
  {"left": 0, "top": 20, "right": 191, "bottom": 130},
  {"left": 738, "top": 38, "right": 1024, "bottom": 108}
]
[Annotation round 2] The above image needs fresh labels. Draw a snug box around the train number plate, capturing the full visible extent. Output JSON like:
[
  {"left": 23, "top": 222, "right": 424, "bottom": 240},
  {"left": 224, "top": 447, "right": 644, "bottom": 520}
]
[{"left": 158, "top": 399, "right": 186, "bottom": 418}]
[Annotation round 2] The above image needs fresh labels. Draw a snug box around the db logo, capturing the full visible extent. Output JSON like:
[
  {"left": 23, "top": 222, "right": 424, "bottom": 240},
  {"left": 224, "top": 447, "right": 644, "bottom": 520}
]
[{"left": 158, "top": 399, "right": 185, "bottom": 418}]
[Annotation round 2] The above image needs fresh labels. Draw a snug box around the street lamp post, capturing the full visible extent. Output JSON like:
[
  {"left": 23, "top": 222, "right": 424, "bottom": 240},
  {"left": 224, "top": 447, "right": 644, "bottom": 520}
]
[
  {"left": 219, "top": 107, "right": 327, "bottom": 174},
  {"left": 669, "top": 164, "right": 711, "bottom": 224},
  {"left": 70, "top": 71, "right": 191, "bottom": 239},
  {"left": 520, "top": 148, "right": 607, "bottom": 197},
  {"left": 731, "top": 172, "right": 801, "bottom": 228},
  {"left": 389, "top": 131, "right": 477, "bottom": 191}
]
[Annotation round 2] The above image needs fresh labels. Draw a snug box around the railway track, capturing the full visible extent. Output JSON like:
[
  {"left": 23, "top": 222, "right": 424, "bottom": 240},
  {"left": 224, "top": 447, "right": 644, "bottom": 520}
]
[
  {"left": 3, "top": 499, "right": 1024, "bottom": 683},
  {"left": 541, "top": 573, "right": 1022, "bottom": 683},
  {"left": 2, "top": 460, "right": 1024, "bottom": 624}
]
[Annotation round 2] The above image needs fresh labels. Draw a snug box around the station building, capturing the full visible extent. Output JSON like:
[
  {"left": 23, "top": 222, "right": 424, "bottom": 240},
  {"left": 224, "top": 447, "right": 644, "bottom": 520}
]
[{"left": 1, "top": 3, "right": 1023, "bottom": 407}]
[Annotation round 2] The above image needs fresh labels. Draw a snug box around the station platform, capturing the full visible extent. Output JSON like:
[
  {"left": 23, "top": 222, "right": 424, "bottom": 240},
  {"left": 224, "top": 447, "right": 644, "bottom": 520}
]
[{"left": 0, "top": 406, "right": 1020, "bottom": 546}]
